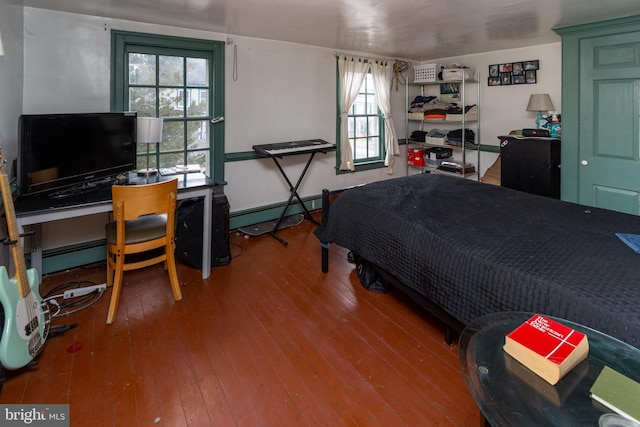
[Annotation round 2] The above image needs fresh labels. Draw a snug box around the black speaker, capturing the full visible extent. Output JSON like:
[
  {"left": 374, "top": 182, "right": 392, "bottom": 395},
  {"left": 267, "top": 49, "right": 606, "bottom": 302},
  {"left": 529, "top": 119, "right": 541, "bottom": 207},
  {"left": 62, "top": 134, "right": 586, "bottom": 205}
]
[{"left": 175, "top": 187, "right": 230, "bottom": 268}]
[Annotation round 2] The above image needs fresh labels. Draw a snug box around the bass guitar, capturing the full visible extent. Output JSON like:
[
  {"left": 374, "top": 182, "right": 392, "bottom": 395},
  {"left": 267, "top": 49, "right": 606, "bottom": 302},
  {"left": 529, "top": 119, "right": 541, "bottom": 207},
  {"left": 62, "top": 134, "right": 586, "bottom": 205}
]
[{"left": 0, "top": 143, "right": 50, "bottom": 370}]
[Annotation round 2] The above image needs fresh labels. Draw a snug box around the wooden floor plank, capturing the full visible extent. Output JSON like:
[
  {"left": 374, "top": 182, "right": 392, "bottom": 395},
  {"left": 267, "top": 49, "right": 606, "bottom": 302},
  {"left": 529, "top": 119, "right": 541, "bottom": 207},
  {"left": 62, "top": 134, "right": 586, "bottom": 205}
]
[{"left": 0, "top": 213, "right": 480, "bottom": 426}]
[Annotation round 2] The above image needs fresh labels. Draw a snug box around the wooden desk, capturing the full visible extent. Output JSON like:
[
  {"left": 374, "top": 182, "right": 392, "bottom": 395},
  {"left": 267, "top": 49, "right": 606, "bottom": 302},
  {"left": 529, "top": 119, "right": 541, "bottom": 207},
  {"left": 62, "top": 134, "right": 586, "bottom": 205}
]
[{"left": 14, "top": 172, "right": 215, "bottom": 280}]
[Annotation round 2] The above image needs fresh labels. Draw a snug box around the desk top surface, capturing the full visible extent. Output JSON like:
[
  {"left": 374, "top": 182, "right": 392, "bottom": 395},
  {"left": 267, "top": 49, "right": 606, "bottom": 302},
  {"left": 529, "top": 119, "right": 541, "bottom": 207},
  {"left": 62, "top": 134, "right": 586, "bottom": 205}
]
[
  {"left": 458, "top": 311, "right": 640, "bottom": 426},
  {"left": 15, "top": 171, "right": 216, "bottom": 216}
]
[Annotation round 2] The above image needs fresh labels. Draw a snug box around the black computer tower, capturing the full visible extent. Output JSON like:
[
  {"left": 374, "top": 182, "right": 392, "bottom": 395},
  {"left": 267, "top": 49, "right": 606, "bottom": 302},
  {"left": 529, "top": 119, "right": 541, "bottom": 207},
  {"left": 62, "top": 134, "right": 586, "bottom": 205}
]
[
  {"left": 499, "top": 136, "right": 561, "bottom": 199},
  {"left": 175, "top": 186, "right": 230, "bottom": 268}
]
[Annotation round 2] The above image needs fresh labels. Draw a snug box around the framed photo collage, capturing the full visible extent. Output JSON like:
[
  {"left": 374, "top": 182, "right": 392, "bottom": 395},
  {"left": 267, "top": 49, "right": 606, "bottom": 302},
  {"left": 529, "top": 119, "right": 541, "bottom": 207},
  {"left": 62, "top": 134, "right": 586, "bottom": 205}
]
[{"left": 488, "top": 60, "right": 539, "bottom": 86}]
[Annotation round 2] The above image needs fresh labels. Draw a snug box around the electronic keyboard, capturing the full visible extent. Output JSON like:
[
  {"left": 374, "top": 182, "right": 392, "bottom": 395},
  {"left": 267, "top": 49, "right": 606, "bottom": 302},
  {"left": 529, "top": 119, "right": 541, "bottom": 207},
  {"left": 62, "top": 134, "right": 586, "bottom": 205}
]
[{"left": 253, "top": 139, "right": 335, "bottom": 157}]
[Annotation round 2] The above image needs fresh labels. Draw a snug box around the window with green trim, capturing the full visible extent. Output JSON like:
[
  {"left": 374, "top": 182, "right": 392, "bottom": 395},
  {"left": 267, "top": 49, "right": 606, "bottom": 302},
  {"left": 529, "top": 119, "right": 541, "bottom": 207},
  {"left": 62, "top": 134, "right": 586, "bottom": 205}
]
[
  {"left": 347, "top": 72, "right": 385, "bottom": 165},
  {"left": 111, "top": 31, "right": 225, "bottom": 183}
]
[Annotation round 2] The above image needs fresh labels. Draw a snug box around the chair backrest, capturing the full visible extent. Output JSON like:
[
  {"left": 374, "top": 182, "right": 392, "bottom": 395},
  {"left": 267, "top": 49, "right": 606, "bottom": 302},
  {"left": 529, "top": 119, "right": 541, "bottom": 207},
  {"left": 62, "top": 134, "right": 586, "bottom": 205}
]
[{"left": 111, "top": 179, "right": 178, "bottom": 221}]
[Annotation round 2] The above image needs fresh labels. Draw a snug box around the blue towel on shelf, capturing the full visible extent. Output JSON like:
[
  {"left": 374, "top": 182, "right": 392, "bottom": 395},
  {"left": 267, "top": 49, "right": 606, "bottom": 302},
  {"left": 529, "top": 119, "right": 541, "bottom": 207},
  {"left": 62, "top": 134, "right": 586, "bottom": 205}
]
[{"left": 615, "top": 233, "right": 640, "bottom": 254}]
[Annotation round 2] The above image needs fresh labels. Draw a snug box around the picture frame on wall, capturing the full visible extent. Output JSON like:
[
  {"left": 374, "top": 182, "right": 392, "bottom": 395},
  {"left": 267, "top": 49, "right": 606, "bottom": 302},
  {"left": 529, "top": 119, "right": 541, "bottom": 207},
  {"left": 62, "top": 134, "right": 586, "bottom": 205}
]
[
  {"left": 488, "top": 60, "right": 539, "bottom": 86},
  {"left": 525, "top": 70, "right": 537, "bottom": 83}
]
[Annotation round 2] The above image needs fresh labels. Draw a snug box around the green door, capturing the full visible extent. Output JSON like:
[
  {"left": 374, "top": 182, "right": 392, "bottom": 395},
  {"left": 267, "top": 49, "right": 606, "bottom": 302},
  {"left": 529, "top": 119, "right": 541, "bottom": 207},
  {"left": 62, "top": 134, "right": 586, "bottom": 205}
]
[{"left": 579, "top": 32, "right": 640, "bottom": 215}]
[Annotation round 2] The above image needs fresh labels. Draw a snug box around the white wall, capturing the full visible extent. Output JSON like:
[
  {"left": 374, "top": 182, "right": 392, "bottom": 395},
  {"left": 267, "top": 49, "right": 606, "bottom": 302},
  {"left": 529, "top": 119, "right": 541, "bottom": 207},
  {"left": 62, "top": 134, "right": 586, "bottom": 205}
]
[{"left": 0, "top": 1, "right": 24, "bottom": 170}]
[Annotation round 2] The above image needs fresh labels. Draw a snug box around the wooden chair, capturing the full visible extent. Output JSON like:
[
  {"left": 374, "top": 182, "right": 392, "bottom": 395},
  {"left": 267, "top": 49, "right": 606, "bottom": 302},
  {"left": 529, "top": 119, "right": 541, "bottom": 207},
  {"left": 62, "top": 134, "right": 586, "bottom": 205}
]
[{"left": 105, "top": 179, "right": 182, "bottom": 324}]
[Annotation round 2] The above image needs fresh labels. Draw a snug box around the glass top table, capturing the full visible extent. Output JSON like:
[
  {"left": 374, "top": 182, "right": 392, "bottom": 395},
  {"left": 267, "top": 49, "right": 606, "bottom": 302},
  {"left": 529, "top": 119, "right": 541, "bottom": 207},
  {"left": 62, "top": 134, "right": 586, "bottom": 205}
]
[{"left": 459, "top": 311, "right": 640, "bottom": 426}]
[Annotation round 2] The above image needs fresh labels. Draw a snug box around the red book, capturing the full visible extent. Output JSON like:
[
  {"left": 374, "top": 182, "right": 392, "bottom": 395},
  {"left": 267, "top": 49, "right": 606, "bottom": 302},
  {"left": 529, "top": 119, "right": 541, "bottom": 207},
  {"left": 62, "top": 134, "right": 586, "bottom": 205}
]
[{"left": 503, "top": 314, "right": 589, "bottom": 385}]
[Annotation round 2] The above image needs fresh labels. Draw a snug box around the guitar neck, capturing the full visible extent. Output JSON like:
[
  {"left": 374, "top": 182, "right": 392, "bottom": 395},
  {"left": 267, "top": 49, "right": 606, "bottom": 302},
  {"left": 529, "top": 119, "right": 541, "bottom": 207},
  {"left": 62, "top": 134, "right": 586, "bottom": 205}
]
[{"left": 0, "top": 170, "right": 31, "bottom": 299}]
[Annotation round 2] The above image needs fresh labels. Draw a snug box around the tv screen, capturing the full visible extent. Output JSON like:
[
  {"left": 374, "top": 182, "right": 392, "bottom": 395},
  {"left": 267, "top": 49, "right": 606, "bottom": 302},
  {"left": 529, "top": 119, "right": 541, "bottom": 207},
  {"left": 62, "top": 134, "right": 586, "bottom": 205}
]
[{"left": 18, "top": 112, "right": 137, "bottom": 196}]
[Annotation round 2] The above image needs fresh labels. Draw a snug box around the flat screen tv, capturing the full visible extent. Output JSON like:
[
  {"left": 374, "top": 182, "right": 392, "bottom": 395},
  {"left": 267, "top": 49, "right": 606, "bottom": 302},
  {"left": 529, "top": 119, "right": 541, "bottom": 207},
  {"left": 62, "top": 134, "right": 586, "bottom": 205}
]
[{"left": 18, "top": 112, "right": 137, "bottom": 196}]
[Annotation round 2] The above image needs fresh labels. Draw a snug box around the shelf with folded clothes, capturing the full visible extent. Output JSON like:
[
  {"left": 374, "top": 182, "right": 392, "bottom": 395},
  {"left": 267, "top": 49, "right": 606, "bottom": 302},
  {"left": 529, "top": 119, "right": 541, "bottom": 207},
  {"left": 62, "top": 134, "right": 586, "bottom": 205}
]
[
  {"left": 408, "top": 129, "right": 479, "bottom": 150},
  {"left": 408, "top": 105, "right": 479, "bottom": 123},
  {"left": 405, "top": 74, "right": 480, "bottom": 180}
]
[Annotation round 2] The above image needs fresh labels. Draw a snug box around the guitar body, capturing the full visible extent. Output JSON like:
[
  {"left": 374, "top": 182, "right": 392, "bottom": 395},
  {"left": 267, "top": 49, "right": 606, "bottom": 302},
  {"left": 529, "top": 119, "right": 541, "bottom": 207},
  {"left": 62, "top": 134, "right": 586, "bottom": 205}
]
[{"left": 0, "top": 265, "right": 48, "bottom": 370}]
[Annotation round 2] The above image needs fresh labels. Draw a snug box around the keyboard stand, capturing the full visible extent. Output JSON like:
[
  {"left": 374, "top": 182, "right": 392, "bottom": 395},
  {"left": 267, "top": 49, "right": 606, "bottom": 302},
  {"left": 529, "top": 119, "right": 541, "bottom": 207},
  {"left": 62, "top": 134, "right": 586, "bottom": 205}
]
[{"left": 267, "top": 151, "right": 320, "bottom": 245}]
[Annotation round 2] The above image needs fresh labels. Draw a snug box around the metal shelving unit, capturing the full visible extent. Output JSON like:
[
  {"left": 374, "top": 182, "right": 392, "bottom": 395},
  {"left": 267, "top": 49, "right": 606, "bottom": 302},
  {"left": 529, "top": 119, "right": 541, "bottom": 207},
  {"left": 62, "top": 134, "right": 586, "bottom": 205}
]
[{"left": 405, "top": 74, "right": 481, "bottom": 180}]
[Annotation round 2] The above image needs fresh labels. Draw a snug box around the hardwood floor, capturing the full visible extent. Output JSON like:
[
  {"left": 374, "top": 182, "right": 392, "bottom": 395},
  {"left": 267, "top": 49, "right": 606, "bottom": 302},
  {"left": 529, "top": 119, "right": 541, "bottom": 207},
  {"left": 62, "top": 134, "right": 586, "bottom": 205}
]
[{"left": 0, "top": 213, "right": 482, "bottom": 426}]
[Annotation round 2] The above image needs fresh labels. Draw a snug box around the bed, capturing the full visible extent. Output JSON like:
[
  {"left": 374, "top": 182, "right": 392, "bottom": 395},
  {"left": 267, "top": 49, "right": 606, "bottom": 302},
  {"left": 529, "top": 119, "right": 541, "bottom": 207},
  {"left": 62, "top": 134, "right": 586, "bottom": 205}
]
[{"left": 314, "top": 173, "right": 640, "bottom": 349}]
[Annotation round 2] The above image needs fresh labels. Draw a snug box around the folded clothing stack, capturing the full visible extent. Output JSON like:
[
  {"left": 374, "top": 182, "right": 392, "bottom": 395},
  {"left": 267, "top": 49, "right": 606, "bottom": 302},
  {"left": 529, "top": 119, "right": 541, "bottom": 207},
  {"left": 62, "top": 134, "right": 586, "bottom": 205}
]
[
  {"left": 410, "top": 130, "right": 428, "bottom": 142},
  {"left": 423, "top": 101, "right": 450, "bottom": 120},
  {"left": 445, "top": 104, "right": 478, "bottom": 121},
  {"left": 408, "top": 95, "right": 438, "bottom": 113},
  {"left": 425, "top": 128, "right": 447, "bottom": 146},
  {"left": 446, "top": 128, "right": 476, "bottom": 146}
]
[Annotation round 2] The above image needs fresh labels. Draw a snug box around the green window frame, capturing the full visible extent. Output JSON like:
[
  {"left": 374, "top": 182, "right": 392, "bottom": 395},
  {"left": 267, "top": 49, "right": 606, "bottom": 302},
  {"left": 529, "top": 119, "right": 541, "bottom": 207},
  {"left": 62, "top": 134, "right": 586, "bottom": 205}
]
[{"left": 111, "top": 31, "right": 225, "bottom": 183}]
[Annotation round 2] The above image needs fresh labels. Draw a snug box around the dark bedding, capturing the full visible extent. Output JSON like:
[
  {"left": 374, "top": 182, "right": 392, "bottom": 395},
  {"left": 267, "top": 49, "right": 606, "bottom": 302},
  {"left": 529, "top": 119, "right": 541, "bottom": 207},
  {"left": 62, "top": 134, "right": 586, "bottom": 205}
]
[{"left": 314, "top": 173, "right": 640, "bottom": 349}]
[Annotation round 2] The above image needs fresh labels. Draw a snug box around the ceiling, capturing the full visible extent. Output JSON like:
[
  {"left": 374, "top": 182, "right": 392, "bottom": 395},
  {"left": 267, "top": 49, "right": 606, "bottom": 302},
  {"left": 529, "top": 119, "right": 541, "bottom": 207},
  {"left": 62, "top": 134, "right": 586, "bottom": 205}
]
[{"left": 21, "top": 0, "right": 640, "bottom": 61}]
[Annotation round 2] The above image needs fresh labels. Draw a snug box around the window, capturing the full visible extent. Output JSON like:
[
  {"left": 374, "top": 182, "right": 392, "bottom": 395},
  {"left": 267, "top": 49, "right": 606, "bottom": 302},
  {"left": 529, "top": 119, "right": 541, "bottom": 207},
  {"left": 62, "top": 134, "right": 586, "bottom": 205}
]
[
  {"left": 111, "top": 31, "right": 225, "bottom": 183},
  {"left": 348, "top": 73, "right": 383, "bottom": 163}
]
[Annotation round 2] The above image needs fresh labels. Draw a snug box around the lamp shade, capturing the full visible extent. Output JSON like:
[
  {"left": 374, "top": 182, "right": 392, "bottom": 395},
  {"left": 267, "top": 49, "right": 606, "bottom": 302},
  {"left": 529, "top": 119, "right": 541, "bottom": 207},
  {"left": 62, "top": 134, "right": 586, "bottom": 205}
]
[
  {"left": 137, "top": 117, "right": 163, "bottom": 144},
  {"left": 526, "top": 93, "right": 555, "bottom": 112},
  {"left": 0, "top": 32, "right": 4, "bottom": 56}
]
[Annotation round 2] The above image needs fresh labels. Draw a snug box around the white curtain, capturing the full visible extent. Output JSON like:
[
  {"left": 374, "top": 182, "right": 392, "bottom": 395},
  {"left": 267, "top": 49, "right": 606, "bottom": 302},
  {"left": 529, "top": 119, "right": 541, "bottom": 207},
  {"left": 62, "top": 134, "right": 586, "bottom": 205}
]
[
  {"left": 337, "top": 55, "right": 369, "bottom": 171},
  {"left": 370, "top": 60, "right": 400, "bottom": 174}
]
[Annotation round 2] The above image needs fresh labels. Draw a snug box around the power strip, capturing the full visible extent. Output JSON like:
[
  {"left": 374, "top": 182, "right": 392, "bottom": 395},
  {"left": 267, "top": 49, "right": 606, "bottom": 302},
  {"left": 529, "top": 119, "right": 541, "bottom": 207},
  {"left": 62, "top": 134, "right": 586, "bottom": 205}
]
[{"left": 63, "top": 284, "right": 107, "bottom": 299}]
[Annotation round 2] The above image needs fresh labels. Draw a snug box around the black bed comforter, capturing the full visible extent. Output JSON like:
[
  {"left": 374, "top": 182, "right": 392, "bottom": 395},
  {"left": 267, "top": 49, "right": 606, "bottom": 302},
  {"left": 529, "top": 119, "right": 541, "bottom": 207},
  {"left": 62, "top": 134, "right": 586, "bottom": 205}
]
[{"left": 314, "top": 173, "right": 640, "bottom": 349}]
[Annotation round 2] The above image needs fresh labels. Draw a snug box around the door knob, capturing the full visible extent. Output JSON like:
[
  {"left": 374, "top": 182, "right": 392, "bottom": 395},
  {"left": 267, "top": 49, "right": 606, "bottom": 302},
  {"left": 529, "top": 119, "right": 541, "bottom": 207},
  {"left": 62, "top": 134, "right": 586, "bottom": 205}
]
[{"left": 581, "top": 160, "right": 588, "bottom": 166}]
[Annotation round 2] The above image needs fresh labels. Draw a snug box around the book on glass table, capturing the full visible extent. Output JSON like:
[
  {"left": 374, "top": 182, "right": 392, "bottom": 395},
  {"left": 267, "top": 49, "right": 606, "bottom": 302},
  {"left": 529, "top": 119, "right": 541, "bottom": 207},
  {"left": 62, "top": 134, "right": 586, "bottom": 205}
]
[
  {"left": 590, "top": 365, "right": 640, "bottom": 424},
  {"left": 503, "top": 313, "right": 589, "bottom": 385}
]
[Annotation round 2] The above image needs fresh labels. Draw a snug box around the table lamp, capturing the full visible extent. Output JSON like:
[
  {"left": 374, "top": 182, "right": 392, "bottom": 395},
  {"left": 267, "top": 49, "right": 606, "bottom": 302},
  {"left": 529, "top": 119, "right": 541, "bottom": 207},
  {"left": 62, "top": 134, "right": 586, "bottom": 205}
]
[
  {"left": 526, "top": 94, "right": 555, "bottom": 129},
  {"left": 136, "top": 117, "right": 163, "bottom": 176}
]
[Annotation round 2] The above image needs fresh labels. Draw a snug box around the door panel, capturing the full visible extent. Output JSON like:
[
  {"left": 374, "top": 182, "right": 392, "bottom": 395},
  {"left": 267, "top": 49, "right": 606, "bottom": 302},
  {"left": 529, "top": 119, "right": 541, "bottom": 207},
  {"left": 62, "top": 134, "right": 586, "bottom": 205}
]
[{"left": 579, "top": 33, "right": 640, "bottom": 214}]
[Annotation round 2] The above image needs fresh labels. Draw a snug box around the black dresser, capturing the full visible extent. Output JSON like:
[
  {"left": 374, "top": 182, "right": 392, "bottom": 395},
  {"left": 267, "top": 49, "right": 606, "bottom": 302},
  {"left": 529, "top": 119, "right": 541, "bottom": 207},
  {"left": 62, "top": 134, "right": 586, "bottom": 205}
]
[{"left": 498, "top": 136, "right": 561, "bottom": 199}]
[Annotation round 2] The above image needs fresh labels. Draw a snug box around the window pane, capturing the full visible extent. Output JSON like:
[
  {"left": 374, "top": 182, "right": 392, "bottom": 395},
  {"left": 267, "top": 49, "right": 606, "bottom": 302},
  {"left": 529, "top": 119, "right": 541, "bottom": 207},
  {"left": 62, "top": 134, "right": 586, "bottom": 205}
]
[
  {"left": 129, "top": 53, "right": 156, "bottom": 85},
  {"left": 159, "top": 55, "right": 184, "bottom": 86},
  {"left": 137, "top": 143, "right": 157, "bottom": 170},
  {"left": 129, "top": 87, "right": 156, "bottom": 115},
  {"left": 186, "top": 150, "right": 208, "bottom": 169},
  {"left": 159, "top": 152, "right": 183, "bottom": 169},
  {"left": 187, "top": 120, "right": 209, "bottom": 149},
  {"left": 368, "top": 116, "right": 379, "bottom": 136},
  {"left": 187, "top": 58, "right": 208, "bottom": 87},
  {"left": 353, "top": 94, "right": 366, "bottom": 115},
  {"left": 368, "top": 137, "right": 380, "bottom": 157},
  {"left": 160, "top": 88, "right": 184, "bottom": 117},
  {"left": 186, "top": 88, "right": 208, "bottom": 117},
  {"left": 347, "top": 117, "right": 355, "bottom": 138},
  {"left": 355, "top": 117, "right": 367, "bottom": 137},
  {"left": 367, "top": 97, "right": 378, "bottom": 114},
  {"left": 354, "top": 138, "right": 368, "bottom": 160},
  {"left": 161, "top": 121, "right": 184, "bottom": 152}
]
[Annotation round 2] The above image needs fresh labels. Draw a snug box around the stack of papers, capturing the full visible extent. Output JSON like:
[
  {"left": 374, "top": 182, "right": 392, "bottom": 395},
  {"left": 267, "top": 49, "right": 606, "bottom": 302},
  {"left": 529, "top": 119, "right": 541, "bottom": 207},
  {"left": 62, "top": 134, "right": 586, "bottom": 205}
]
[{"left": 159, "top": 165, "right": 201, "bottom": 176}]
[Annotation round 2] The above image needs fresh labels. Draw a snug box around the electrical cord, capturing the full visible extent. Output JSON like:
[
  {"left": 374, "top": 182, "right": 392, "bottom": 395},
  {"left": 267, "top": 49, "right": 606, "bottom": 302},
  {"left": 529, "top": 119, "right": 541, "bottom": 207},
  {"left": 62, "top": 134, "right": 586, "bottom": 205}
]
[{"left": 43, "top": 280, "right": 105, "bottom": 318}]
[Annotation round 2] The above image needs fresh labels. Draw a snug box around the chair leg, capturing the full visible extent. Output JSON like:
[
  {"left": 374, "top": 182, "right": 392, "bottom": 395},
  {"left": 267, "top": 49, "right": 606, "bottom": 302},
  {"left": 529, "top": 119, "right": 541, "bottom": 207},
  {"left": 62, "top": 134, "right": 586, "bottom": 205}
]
[
  {"left": 106, "top": 250, "right": 114, "bottom": 287},
  {"left": 106, "top": 253, "right": 125, "bottom": 324},
  {"left": 166, "top": 245, "right": 182, "bottom": 301}
]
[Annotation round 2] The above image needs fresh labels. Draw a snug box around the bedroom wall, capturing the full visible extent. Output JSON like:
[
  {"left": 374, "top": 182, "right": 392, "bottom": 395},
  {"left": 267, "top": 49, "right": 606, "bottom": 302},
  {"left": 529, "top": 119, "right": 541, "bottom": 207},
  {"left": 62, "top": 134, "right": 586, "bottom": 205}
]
[{"left": 6, "top": 6, "right": 563, "bottom": 256}]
